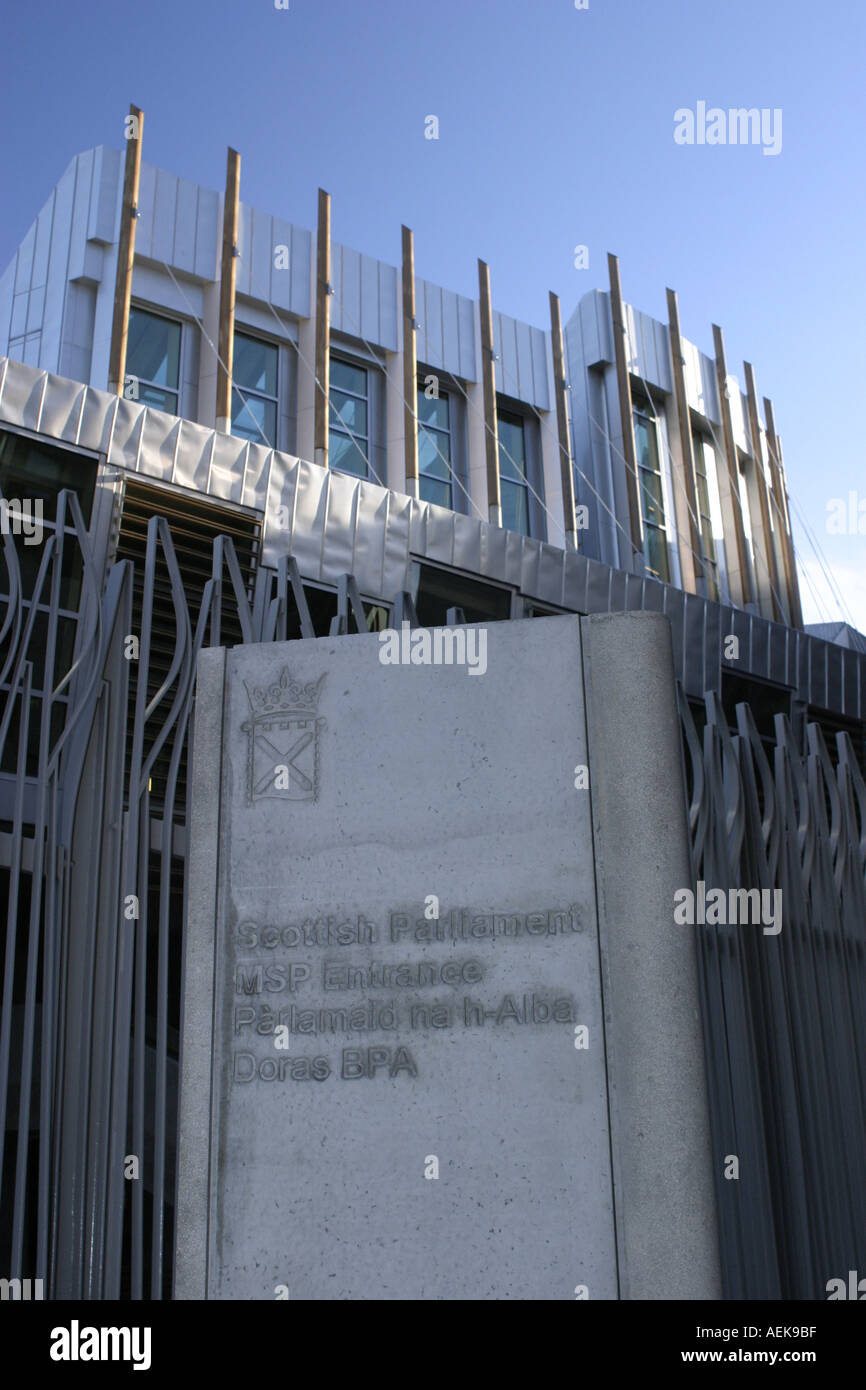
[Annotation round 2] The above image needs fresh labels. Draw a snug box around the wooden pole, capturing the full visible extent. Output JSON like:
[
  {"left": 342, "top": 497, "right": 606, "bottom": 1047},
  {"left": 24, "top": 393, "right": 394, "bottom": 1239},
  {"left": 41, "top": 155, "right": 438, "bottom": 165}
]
[
  {"left": 402, "top": 226, "right": 418, "bottom": 496},
  {"left": 743, "top": 362, "right": 783, "bottom": 622},
  {"left": 764, "top": 396, "right": 803, "bottom": 627},
  {"left": 314, "top": 189, "right": 331, "bottom": 468},
  {"left": 549, "top": 291, "right": 577, "bottom": 548},
  {"left": 107, "top": 104, "right": 144, "bottom": 396},
  {"left": 665, "top": 288, "right": 700, "bottom": 595},
  {"left": 478, "top": 259, "right": 500, "bottom": 525},
  {"left": 712, "top": 324, "right": 752, "bottom": 608},
  {"left": 607, "top": 254, "right": 642, "bottom": 558},
  {"left": 215, "top": 148, "right": 241, "bottom": 433}
]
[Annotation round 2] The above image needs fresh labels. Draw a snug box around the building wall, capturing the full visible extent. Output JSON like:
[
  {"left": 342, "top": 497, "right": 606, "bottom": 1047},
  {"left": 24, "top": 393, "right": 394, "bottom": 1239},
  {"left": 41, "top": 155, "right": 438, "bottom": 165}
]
[{"left": 0, "top": 145, "right": 801, "bottom": 626}]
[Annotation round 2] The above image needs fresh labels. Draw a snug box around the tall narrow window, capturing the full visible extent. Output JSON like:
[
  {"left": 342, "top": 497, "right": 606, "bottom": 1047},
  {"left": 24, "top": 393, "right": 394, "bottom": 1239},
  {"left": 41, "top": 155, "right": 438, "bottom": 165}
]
[
  {"left": 692, "top": 432, "right": 720, "bottom": 600},
  {"left": 232, "top": 333, "right": 278, "bottom": 446},
  {"left": 497, "top": 410, "right": 530, "bottom": 536},
  {"left": 417, "top": 388, "right": 452, "bottom": 508},
  {"left": 633, "top": 402, "right": 670, "bottom": 582},
  {"left": 126, "top": 308, "right": 181, "bottom": 414},
  {"left": 329, "top": 358, "right": 369, "bottom": 478}
]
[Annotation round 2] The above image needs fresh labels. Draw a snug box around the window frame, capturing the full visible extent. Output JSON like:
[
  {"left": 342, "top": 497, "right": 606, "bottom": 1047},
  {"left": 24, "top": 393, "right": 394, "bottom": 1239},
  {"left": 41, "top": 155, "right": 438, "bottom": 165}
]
[
  {"left": 126, "top": 304, "right": 184, "bottom": 416},
  {"left": 494, "top": 395, "right": 544, "bottom": 540},
  {"left": 632, "top": 393, "right": 673, "bottom": 584},
  {"left": 328, "top": 340, "right": 385, "bottom": 486},
  {"left": 231, "top": 328, "right": 280, "bottom": 449}
]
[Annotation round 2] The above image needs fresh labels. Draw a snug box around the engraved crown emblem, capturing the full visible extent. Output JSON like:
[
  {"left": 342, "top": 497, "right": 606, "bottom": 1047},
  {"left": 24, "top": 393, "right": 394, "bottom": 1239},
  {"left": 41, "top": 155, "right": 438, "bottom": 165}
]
[{"left": 244, "top": 666, "right": 325, "bottom": 719}]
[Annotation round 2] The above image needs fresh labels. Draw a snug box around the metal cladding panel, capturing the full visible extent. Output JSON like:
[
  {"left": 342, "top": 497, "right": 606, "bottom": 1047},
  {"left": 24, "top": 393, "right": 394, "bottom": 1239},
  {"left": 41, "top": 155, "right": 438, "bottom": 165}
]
[
  {"left": 14, "top": 222, "right": 36, "bottom": 295},
  {"left": 843, "top": 647, "right": 860, "bottom": 717},
  {"left": 88, "top": 146, "right": 121, "bottom": 245},
  {"left": 381, "top": 488, "right": 414, "bottom": 596},
  {"left": 173, "top": 178, "right": 199, "bottom": 272},
  {"left": 66, "top": 155, "right": 98, "bottom": 293},
  {"left": 204, "top": 430, "right": 250, "bottom": 504},
  {"left": 1, "top": 355, "right": 865, "bottom": 719},
  {"left": 151, "top": 169, "right": 179, "bottom": 269},
  {"left": 416, "top": 278, "right": 476, "bottom": 381},
  {"left": 630, "top": 305, "right": 672, "bottom": 393},
  {"left": 136, "top": 164, "right": 157, "bottom": 262},
  {"left": 419, "top": 279, "right": 443, "bottom": 368},
  {"left": 494, "top": 310, "right": 549, "bottom": 410},
  {"left": 730, "top": 386, "right": 749, "bottom": 452},
  {"left": 42, "top": 164, "right": 79, "bottom": 374},
  {"left": 826, "top": 644, "right": 843, "bottom": 715},
  {"left": 10, "top": 294, "right": 28, "bottom": 338},
  {"left": 331, "top": 243, "right": 398, "bottom": 351},
  {"left": 252, "top": 208, "right": 275, "bottom": 305},
  {"left": 664, "top": 586, "right": 688, "bottom": 686},
  {"left": 194, "top": 185, "right": 220, "bottom": 281}
]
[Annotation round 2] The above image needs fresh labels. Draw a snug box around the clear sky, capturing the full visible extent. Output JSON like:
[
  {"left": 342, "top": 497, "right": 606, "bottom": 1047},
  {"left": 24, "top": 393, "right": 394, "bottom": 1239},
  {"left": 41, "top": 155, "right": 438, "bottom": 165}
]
[{"left": 1, "top": 0, "right": 863, "bottom": 629}]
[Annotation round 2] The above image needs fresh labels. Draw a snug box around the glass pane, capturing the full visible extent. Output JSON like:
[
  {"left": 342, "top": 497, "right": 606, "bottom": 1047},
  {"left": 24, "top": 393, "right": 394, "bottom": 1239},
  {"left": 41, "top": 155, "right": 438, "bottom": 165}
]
[
  {"left": 127, "top": 309, "right": 180, "bottom": 389},
  {"left": 644, "top": 524, "right": 670, "bottom": 582},
  {"left": 640, "top": 467, "right": 665, "bottom": 525},
  {"left": 138, "top": 383, "right": 179, "bottom": 415},
  {"left": 634, "top": 412, "right": 660, "bottom": 473},
  {"left": 417, "top": 391, "right": 450, "bottom": 430},
  {"left": 330, "top": 432, "right": 368, "bottom": 478},
  {"left": 497, "top": 414, "right": 526, "bottom": 482},
  {"left": 420, "top": 475, "right": 451, "bottom": 509},
  {"left": 233, "top": 333, "right": 277, "bottom": 396},
  {"left": 501, "top": 478, "right": 529, "bottom": 535},
  {"left": 231, "top": 391, "right": 276, "bottom": 447},
  {"left": 330, "top": 359, "right": 367, "bottom": 397},
  {"left": 330, "top": 391, "right": 367, "bottom": 437},
  {"left": 0, "top": 429, "right": 97, "bottom": 525},
  {"left": 418, "top": 427, "right": 451, "bottom": 480}
]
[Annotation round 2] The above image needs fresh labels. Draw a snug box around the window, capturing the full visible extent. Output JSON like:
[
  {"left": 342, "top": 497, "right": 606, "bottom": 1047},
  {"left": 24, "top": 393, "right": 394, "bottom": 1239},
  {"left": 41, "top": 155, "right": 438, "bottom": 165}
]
[
  {"left": 417, "top": 388, "right": 453, "bottom": 508},
  {"left": 329, "top": 358, "right": 370, "bottom": 478},
  {"left": 633, "top": 402, "right": 670, "bottom": 582},
  {"left": 126, "top": 308, "right": 181, "bottom": 414},
  {"left": 692, "top": 432, "right": 720, "bottom": 600},
  {"left": 232, "top": 333, "right": 278, "bottom": 447},
  {"left": 497, "top": 410, "right": 530, "bottom": 536},
  {"left": 0, "top": 429, "right": 98, "bottom": 775},
  {"left": 410, "top": 561, "right": 514, "bottom": 626}
]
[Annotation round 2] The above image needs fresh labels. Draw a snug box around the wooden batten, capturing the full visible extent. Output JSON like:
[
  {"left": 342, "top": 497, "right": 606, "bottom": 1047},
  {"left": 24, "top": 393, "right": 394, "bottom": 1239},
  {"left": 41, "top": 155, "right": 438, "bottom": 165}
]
[
  {"left": 477, "top": 260, "right": 500, "bottom": 525},
  {"left": 712, "top": 324, "right": 752, "bottom": 609},
  {"left": 764, "top": 397, "right": 804, "bottom": 627},
  {"left": 107, "top": 104, "right": 144, "bottom": 396},
  {"left": 607, "top": 254, "right": 642, "bottom": 559},
  {"left": 744, "top": 362, "right": 783, "bottom": 622},
  {"left": 314, "top": 189, "right": 331, "bottom": 468},
  {"left": 549, "top": 292, "right": 578, "bottom": 548},
  {"left": 402, "top": 226, "right": 418, "bottom": 496},
  {"left": 215, "top": 148, "right": 241, "bottom": 433},
  {"left": 665, "top": 289, "right": 700, "bottom": 595}
]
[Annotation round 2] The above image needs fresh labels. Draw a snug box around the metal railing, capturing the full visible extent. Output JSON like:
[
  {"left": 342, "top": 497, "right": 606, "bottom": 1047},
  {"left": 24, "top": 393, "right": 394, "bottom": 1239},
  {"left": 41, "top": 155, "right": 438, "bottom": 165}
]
[
  {"left": 1, "top": 491, "right": 864, "bottom": 1299},
  {"left": 679, "top": 690, "right": 866, "bottom": 1298}
]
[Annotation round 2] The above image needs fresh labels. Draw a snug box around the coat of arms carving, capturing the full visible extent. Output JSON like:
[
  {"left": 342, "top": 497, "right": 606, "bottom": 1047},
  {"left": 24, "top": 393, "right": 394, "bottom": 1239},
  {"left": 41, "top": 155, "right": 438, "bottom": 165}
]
[{"left": 241, "top": 667, "right": 326, "bottom": 804}]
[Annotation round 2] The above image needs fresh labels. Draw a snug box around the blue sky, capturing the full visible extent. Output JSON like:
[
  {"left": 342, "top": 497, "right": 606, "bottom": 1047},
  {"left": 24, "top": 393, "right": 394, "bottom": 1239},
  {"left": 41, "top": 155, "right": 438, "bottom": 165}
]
[{"left": 1, "top": 0, "right": 863, "bottom": 628}]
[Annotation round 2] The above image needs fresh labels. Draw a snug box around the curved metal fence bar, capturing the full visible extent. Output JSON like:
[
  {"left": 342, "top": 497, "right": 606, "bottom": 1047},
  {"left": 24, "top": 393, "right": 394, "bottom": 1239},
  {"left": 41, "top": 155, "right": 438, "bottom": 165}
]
[{"left": 678, "top": 689, "right": 866, "bottom": 1299}]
